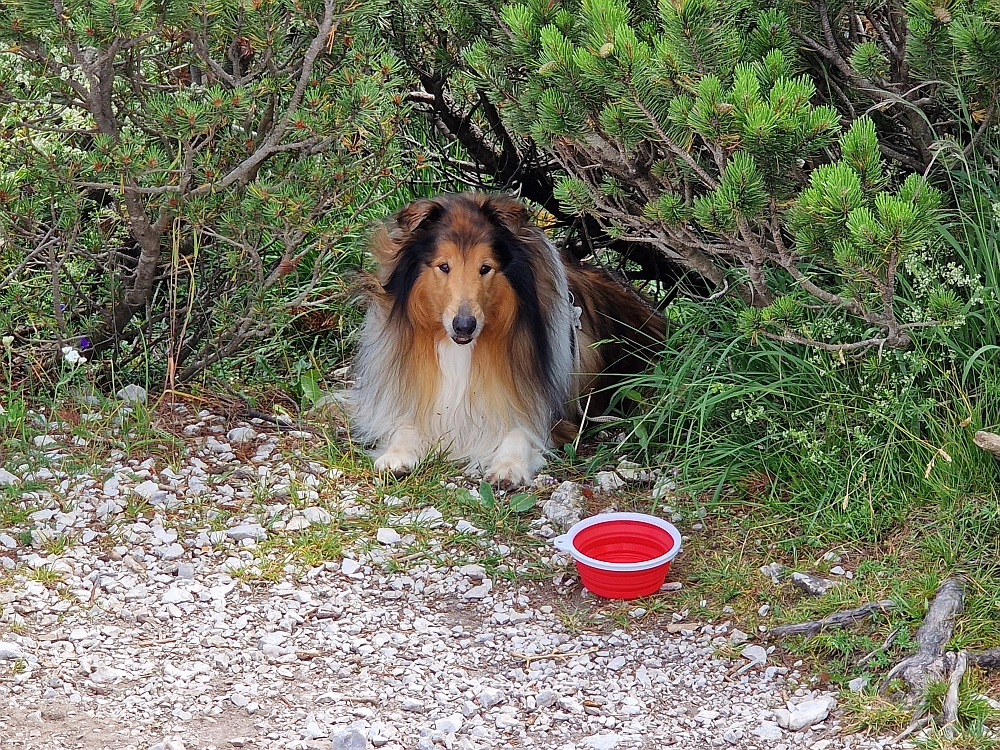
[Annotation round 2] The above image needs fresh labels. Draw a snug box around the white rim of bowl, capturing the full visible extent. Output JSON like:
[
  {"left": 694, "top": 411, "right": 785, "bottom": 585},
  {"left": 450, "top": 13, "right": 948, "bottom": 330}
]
[{"left": 551, "top": 512, "right": 682, "bottom": 572}]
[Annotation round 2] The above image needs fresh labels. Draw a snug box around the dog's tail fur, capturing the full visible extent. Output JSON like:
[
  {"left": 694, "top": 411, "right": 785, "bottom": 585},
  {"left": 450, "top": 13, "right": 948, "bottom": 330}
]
[{"left": 565, "top": 261, "right": 666, "bottom": 423}]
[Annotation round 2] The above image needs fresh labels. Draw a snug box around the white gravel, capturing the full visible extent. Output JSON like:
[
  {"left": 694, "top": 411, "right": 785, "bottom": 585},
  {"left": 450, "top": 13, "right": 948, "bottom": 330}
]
[{"left": 0, "top": 409, "right": 897, "bottom": 750}]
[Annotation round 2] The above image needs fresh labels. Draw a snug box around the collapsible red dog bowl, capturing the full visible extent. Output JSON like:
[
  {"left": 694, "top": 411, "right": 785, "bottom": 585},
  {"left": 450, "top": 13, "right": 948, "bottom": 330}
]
[{"left": 553, "top": 513, "right": 682, "bottom": 600}]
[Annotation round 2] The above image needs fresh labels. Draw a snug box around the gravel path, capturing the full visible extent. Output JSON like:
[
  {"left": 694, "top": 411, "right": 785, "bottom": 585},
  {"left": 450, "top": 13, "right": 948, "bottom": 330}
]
[{"left": 0, "top": 407, "right": 894, "bottom": 750}]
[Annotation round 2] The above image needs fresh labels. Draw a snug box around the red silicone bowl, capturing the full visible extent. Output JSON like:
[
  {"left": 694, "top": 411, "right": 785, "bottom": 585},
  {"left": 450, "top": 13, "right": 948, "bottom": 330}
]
[{"left": 553, "top": 513, "right": 682, "bottom": 599}]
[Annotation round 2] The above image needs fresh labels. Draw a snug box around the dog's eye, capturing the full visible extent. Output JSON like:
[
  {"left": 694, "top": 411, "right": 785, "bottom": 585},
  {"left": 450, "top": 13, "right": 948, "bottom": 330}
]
[
  {"left": 479, "top": 264, "right": 493, "bottom": 275},
  {"left": 438, "top": 263, "right": 450, "bottom": 274}
]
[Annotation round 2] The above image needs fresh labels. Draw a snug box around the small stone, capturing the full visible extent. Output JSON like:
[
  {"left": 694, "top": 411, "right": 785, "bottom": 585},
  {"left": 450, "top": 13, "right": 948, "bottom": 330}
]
[
  {"left": 302, "top": 507, "right": 333, "bottom": 525},
  {"left": 607, "top": 655, "right": 627, "bottom": 670},
  {"left": 341, "top": 558, "right": 361, "bottom": 575},
  {"left": 117, "top": 384, "right": 147, "bottom": 404},
  {"left": 157, "top": 543, "right": 184, "bottom": 560},
  {"left": 0, "top": 533, "right": 18, "bottom": 549},
  {"left": 782, "top": 696, "right": 836, "bottom": 730},
  {"left": 791, "top": 571, "right": 838, "bottom": 596},
  {"left": 594, "top": 471, "right": 625, "bottom": 494},
  {"left": 0, "top": 642, "right": 24, "bottom": 659},
  {"left": 376, "top": 527, "right": 402, "bottom": 545},
  {"left": 284, "top": 516, "right": 310, "bottom": 531},
  {"left": 729, "top": 628, "right": 750, "bottom": 645},
  {"left": 760, "top": 563, "right": 788, "bottom": 584},
  {"left": 542, "top": 481, "right": 585, "bottom": 529},
  {"left": 754, "top": 721, "right": 783, "bottom": 740},
  {"left": 534, "top": 689, "right": 557, "bottom": 709},
  {"left": 0, "top": 468, "right": 18, "bottom": 485},
  {"left": 400, "top": 697, "right": 424, "bottom": 712},
  {"left": 458, "top": 564, "right": 486, "bottom": 579},
  {"left": 455, "top": 519, "right": 484, "bottom": 535},
  {"left": 848, "top": 676, "right": 868, "bottom": 692},
  {"left": 89, "top": 665, "right": 126, "bottom": 684},
  {"left": 161, "top": 587, "right": 194, "bottom": 604},
  {"left": 330, "top": 728, "right": 367, "bottom": 750},
  {"left": 175, "top": 564, "right": 195, "bottom": 580},
  {"left": 226, "top": 524, "right": 267, "bottom": 541},
  {"left": 741, "top": 644, "right": 767, "bottom": 665},
  {"left": 133, "top": 480, "right": 160, "bottom": 499},
  {"left": 477, "top": 687, "right": 505, "bottom": 708},
  {"left": 580, "top": 733, "right": 621, "bottom": 750},
  {"left": 830, "top": 565, "right": 846, "bottom": 575},
  {"left": 226, "top": 426, "right": 258, "bottom": 443},
  {"left": 435, "top": 714, "right": 464, "bottom": 733},
  {"left": 462, "top": 579, "right": 493, "bottom": 599},
  {"left": 33, "top": 435, "right": 58, "bottom": 448}
]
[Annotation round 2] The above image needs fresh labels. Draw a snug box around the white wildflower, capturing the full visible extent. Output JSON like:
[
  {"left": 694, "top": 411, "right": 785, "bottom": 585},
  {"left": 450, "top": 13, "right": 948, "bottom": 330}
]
[{"left": 61, "top": 346, "right": 87, "bottom": 365}]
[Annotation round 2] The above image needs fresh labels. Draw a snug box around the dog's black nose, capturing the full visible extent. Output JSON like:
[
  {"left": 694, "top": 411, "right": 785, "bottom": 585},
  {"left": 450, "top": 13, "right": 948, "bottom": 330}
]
[{"left": 452, "top": 313, "right": 477, "bottom": 337}]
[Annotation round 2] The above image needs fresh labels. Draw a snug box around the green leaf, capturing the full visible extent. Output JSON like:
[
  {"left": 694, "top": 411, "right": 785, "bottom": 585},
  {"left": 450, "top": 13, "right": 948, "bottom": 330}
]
[
  {"left": 478, "top": 481, "right": 496, "bottom": 509},
  {"left": 297, "top": 369, "right": 324, "bottom": 408},
  {"left": 509, "top": 493, "right": 537, "bottom": 512}
]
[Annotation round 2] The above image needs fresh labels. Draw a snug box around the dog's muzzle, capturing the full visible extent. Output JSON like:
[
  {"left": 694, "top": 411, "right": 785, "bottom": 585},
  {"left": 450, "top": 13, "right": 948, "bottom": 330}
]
[{"left": 451, "top": 310, "right": 477, "bottom": 345}]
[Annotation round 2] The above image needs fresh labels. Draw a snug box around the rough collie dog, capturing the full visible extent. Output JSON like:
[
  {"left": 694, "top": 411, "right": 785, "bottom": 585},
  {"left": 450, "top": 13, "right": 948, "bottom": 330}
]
[{"left": 350, "top": 193, "right": 664, "bottom": 486}]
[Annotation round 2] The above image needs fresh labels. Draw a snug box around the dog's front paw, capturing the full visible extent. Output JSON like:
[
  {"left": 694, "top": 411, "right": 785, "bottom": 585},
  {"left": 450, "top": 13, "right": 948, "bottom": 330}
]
[
  {"left": 485, "top": 458, "right": 534, "bottom": 489},
  {"left": 373, "top": 449, "right": 419, "bottom": 476}
]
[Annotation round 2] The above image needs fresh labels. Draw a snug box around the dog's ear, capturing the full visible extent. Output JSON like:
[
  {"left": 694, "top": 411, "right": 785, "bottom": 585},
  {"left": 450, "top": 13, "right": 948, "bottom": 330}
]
[
  {"left": 393, "top": 198, "right": 441, "bottom": 234},
  {"left": 372, "top": 198, "right": 442, "bottom": 273},
  {"left": 480, "top": 194, "right": 529, "bottom": 233}
]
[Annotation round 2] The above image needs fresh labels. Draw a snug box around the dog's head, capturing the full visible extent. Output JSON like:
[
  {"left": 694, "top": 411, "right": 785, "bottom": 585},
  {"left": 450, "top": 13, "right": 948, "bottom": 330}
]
[{"left": 374, "top": 193, "right": 532, "bottom": 346}]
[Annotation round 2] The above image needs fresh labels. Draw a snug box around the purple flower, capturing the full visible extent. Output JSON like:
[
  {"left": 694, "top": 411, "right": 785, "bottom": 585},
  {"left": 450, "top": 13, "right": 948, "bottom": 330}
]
[{"left": 79, "top": 337, "right": 91, "bottom": 349}]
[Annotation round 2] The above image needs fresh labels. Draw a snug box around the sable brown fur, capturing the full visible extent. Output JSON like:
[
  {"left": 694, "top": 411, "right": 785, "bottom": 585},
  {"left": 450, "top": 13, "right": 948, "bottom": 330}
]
[{"left": 349, "top": 192, "right": 664, "bottom": 485}]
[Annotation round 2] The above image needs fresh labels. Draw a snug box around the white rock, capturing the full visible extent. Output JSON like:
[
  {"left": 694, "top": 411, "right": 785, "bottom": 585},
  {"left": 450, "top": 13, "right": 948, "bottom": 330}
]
[
  {"left": 477, "top": 687, "right": 505, "bottom": 708},
  {"left": 607, "top": 655, "right": 627, "bottom": 670},
  {"left": 89, "top": 665, "right": 127, "bottom": 684},
  {"left": 161, "top": 587, "right": 194, "bottom": 604},
  {"left": 542, "top": 481, "right": 585, "bottom": 529},
  {"left": 302, "top": 507, "right": 333, "bottom": 525},
  {"left": 33, "top": 435, "right": 58, "bottom": 448},
  {"left": 331, "top": 727, "right": 367, "bottom": 750},
  {"left": 455, "top": 519, "right": 484, "bottom": 535},
  {"left": 0, "top": 642, "right": 24, "bottom": 659},
  {"left": 227, "top": 426, "right": 258, "bottom": 443},
  {"left": 780, "top": 696, "right": 836, "bottom": 730},
  {"left": 285, "top": 516, "right": 311, "bottom": 531},
  {"left": 133, "top": 480, "right": 160, "bottom": 499},
  {"left": 226, "top": 524, "right": 267, "bottom": 541},
  {"left": 0, "top": 533, "right": 18, "bottom": 549},
  {"left": 116, "top": 384, "right": 147, "bottom": 404},
  {"left": 848, "top": 676, "right": 868, "bottom": 692},
  {"left": 0, "top": 468, "right": 18, "bottom": 485},
  {"left": 594, "top": 471, "right": 625, "bottom": 494},
  {"left": 458, "top": 564, "right": 486, "bottom": 579},
  {"left": 435, "top": 713, "right": 464, "bottom": 733},
  {"left": 741, "top": 644, "right": 767, "bottom": 665},
  {"left": 400, "top": 697, "right": 424, "bottom": 712},
  {"left": 376, "top": 527, "right": 402, "bottom": 545},
  {"left": 754, "top": 721, "right": 783, "bottom": 740},
  {"left": 157, "top": 543, "right": 185, "bottom": 560},
  {"left": 462, "top": 579, "right": 493, "bottom": 599},
  {"left": 580, "top": 733, "right": 621, "bottom": 750}
]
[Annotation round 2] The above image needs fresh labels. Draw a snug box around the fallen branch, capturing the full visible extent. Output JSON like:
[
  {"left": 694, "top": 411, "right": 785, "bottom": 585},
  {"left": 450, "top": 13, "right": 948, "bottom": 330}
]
[
  {"left": 940, "top": 650, "right": 967, "bottom": 740},
  {"left": 510, "top": 647, "right": 599, "bottom": 667},
  {"left": 857, "top": 626, "right": 903, "bottom": 667},
  {"left": 968, "top": 647, "right": 1000, "bottom": 669},
  {"left": 884, "top": 578, "right": 964, "bottom": 699},
  {"left": 768, "top": 600, "right": 896, "bottom": 637}
]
